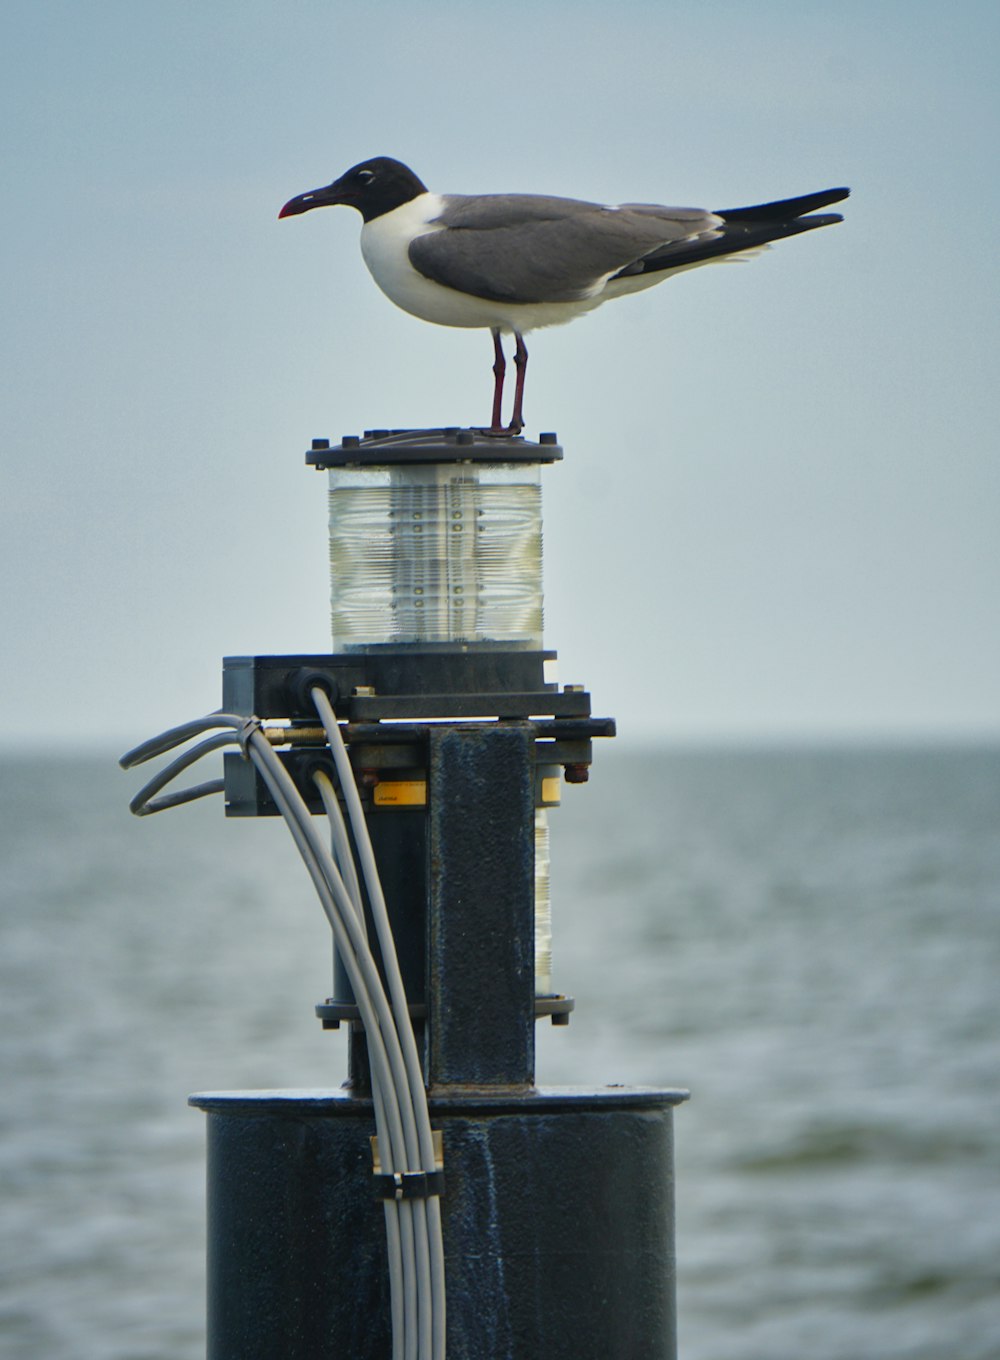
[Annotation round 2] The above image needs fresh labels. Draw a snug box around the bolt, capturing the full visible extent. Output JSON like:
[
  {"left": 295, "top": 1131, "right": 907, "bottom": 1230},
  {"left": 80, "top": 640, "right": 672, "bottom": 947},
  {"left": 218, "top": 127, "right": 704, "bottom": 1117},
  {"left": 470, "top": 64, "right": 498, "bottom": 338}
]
[
  {"left": 342, "top": 434, "right": 360, "bottom": 449},
  {"left": 539, "top": 431, "right": 558, "bottom": 445},
  {"left": 311, "top": 437, "right": 330, "bottom": 451},
  {"left": 564, "top": 763, "right": 590, "bottom": 784},
  {"left": 360, "top": 768, "right": 380, "bottom": 789}
]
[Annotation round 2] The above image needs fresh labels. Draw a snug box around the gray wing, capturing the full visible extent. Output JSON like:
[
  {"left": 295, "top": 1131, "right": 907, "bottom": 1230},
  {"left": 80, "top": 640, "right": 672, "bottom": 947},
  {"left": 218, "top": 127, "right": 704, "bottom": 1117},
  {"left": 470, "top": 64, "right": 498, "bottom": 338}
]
[{"left": 409, "top": 193, "right": 720, "bottom": 304}]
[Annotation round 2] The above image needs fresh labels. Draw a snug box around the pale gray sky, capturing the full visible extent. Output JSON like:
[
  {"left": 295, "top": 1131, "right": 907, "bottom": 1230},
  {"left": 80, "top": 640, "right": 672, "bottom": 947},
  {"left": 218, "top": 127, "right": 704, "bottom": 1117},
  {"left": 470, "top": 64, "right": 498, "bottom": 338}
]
[{"left": 3, "top": 0, "right": 998, "bottom": 747}]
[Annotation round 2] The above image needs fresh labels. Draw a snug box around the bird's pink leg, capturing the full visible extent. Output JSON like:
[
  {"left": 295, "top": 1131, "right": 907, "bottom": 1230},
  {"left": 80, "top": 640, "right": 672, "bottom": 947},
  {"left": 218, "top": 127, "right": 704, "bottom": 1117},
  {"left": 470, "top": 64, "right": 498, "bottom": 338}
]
[
  {"left": 508, "top": 332, "right": 528, "bottom": 433},
  {"left": 490, "top": 328, "right": 506, "bottom": 433}
]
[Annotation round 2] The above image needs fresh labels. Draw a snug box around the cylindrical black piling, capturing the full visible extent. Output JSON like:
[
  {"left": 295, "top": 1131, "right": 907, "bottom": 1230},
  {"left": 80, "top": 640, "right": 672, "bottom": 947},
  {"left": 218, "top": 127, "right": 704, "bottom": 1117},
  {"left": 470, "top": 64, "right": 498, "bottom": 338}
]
[{"left": 190, "top": 1086, "right": 687, "bottom": 1360}]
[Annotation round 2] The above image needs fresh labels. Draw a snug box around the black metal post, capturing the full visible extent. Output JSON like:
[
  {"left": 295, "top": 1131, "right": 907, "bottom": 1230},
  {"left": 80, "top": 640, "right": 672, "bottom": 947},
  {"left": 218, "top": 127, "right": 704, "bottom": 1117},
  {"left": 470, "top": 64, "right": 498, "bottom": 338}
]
[{"left": 426, "top": 724, "right": 536, "bottom": 1088}]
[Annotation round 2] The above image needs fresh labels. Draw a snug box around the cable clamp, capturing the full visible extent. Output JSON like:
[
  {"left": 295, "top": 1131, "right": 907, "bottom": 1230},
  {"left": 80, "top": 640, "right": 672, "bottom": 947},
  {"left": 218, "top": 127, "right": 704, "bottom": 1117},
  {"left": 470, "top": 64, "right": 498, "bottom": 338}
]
[
  {"left": 372, "top": 1169, "right": 446, "bottom": 1202},
  {"left": 371, "top": 1130, "right": 444, "bottom": 1201},
  {"left": 236, "top": 715, "right": 263, "bottom": 759}
]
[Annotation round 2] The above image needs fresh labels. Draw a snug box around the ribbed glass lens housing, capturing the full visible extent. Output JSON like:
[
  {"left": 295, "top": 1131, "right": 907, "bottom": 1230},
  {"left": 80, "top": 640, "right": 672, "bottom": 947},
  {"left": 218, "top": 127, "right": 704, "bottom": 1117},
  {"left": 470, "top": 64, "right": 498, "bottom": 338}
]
[{"left": 328, "top": 463, "right": 543, "bottom": 649}]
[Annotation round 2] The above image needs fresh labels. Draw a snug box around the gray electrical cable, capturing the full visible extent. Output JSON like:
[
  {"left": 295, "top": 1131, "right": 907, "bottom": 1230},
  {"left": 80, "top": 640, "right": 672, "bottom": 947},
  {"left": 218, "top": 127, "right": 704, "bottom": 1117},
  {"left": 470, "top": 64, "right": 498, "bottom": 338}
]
[
  {"left": 119, "top": 712, "right": 248, "bottom": 769},
  {"left": 310, "top": 689, "right": 446, "bottom": 1360},
  {"left": 313, "top": 768, "right": 405, "bottom": 1354},
  {"left": 126, "top": 715, "right": 416, "bottom": 1358},
  {"left": 310, "top": 713, "right": 437, "bottom": 1360},
  {"left": 250, "top": 760, "right": 417, "bottom": 1360},
  {"left": 139, "top": 778, "right": 226, "bottom": 813},
  {"left": 312, "top": 689, "right": 441, "bottom": 1360},
  {"left": 128, "top": 731, "right": 238, "bottom": 816},
  {"left": 247, "top": 738, "right": 413, "bottom": 1146},
  {"left": 245, "top": 733, "right": 421, "bottom": 1360},
  {"left": 122, "top": 712, "right": 437, "bottom": 1360},
  {"left": 313, "top": 770, "right": 363, "bottom": 922}
]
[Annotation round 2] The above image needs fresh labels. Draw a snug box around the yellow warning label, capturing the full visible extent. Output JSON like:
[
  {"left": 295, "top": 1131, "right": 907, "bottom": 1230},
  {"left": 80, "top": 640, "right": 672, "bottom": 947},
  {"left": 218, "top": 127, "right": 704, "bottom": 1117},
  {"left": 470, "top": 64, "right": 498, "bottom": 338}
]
[
  {"left": 540, "top": 776, "right": 561, "bottom": 805},
  {"left": 374, "top": 780, "right": 428, "bottom": 808}
]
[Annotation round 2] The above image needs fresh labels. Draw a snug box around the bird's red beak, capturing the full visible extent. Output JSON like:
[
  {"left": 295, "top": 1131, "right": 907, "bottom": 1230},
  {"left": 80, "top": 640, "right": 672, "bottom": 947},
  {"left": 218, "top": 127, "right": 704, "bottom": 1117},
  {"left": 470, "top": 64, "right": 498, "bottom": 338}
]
[{"left": 278, "top": 183, "right": 345, "bottom": 220}]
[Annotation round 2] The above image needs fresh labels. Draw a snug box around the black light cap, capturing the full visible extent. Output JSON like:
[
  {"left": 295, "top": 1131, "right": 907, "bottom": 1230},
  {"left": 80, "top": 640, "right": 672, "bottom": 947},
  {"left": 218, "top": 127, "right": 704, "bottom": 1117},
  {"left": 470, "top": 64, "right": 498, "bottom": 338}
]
[{"left": 306, "top": 427, "right": 562, "bottom": 468}]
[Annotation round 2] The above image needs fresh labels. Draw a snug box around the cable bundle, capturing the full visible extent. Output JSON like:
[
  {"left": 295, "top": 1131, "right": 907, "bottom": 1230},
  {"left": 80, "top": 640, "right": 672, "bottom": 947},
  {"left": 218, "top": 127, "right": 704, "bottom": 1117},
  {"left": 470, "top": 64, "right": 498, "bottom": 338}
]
[{"left": 120, "top": 696, "right": 446, "bottom": 1360}]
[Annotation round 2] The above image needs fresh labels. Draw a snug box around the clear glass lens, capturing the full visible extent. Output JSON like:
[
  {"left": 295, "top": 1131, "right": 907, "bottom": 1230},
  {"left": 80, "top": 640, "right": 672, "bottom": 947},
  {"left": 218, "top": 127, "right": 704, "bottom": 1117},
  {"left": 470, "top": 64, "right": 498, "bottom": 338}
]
[{"left": 328, "top": 463, "right": 543, "bottom": 649}]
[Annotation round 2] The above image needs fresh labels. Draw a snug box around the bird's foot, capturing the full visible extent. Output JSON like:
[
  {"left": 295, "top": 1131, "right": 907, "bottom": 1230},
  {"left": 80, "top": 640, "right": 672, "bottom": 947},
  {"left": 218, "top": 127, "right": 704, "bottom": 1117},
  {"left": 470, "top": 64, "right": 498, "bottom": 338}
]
[{"left": 473, "top": 423, "right": 523, "bottom": 439}]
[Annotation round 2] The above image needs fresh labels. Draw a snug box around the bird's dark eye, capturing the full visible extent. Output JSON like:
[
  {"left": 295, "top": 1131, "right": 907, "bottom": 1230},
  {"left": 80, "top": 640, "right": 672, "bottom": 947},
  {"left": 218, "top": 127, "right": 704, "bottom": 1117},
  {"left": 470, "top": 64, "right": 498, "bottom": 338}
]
[{"left": 356, "top": 168, "right": 376, "bottom": 185}]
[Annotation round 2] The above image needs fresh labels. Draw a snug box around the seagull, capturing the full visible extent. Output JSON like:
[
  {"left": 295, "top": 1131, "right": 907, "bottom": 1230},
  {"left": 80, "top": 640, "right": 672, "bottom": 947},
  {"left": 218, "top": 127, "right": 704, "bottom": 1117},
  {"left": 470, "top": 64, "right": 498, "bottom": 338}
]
[{"left": 279, "top": 157, "right": 848, "bottom": 434}]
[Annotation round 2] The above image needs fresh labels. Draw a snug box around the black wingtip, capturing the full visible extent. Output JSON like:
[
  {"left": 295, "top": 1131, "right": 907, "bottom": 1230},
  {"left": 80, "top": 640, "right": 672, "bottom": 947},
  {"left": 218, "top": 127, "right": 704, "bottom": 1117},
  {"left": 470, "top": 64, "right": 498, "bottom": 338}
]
[
  {"left": 716, "top": 186, "right": 851, "bottom": 222},
  {"left": 797, "top": 211, "right": 845, "bottom": 229}
]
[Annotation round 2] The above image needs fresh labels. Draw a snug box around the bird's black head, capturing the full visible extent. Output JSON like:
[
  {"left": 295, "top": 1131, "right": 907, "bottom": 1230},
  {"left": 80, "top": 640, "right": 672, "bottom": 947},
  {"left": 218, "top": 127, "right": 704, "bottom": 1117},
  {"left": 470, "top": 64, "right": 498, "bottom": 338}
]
[{"left": 278, "top": 157, "right": 428, "bottom": 223}]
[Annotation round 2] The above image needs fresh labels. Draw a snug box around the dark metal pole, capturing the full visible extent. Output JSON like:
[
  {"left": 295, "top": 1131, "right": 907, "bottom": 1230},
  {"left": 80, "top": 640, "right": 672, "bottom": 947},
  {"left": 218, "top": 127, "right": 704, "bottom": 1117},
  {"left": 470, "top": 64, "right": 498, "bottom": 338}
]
[{"left": 425, "top": 724, "right": 536, "bottom": 1088}]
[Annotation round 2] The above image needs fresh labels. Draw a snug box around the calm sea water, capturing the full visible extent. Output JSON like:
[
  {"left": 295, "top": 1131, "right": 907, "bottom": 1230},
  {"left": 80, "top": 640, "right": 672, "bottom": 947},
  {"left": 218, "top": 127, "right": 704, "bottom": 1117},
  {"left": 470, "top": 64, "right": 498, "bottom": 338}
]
[{"left": 1, "top": 745, "right": 998, "bottom": 1359}]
